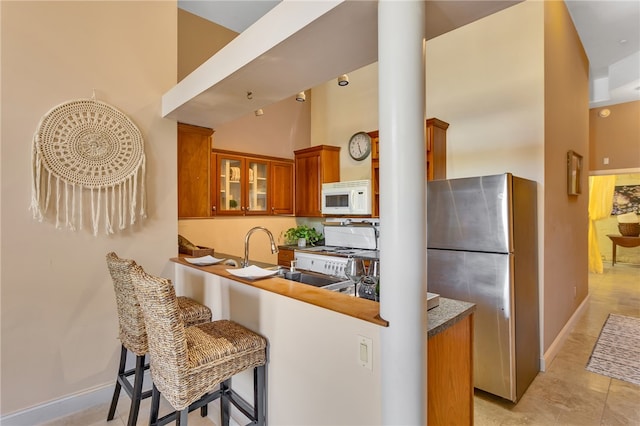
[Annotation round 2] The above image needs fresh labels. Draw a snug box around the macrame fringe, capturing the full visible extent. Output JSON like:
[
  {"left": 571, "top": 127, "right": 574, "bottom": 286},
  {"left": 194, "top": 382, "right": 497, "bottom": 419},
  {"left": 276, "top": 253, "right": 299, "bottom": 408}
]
[{"left": 30, "top": 159, "right": 146, "bottom": 237}]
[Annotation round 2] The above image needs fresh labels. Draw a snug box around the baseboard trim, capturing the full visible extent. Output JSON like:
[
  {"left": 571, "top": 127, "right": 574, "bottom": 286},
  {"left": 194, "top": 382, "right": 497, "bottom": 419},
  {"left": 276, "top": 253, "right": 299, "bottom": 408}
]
[
  {"left": 540, "top": 293, "right": 590, "bottom": 371},
  {"left": 0, "top": 383, "right": 114, "bottom": 426},
  {"left": 2, "top": 378, "right": 249, "bottom": 426}
]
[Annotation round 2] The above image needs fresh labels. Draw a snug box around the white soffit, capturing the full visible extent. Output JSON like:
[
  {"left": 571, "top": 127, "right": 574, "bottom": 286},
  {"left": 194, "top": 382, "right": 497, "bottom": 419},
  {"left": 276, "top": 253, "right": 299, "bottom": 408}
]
[
  {"left": 165, "top": 0, "right": 522, "bottom": 129},
  {"left": 163, "top": 1, "right": 378, "bottom": 128}
]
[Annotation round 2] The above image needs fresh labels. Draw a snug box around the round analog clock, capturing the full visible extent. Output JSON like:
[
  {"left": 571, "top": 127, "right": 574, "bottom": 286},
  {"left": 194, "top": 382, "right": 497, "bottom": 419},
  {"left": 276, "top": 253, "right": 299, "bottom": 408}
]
[{"left": 348, "top": 131, "right": 372, "bottom": 161}]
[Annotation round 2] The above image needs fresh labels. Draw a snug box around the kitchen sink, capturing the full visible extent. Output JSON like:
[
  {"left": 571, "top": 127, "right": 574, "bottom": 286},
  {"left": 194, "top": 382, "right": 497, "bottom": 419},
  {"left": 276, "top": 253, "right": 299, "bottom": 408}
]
[{"left": 278, "top": 269, "right": 355, "bottom": 294}]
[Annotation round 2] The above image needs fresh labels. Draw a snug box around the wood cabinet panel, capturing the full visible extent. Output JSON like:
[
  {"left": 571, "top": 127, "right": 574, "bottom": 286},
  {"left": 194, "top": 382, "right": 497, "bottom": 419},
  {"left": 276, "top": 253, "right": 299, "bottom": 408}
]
[
  {"left": 370, "top": 119, "right": 448, "bottom": 218},
  {"left": 427, "top": 314, "right": 474, "bottom": 426},
  {"left": 271, "top": 161, "right": 294, "bottom": 215},
  {"left": 277, "top": 247, "right": 295, "bottom": 268},
  {"left": 178, "top": 123, "right": 213, "bottom": 218},
  {"left": 426, "top": 118, "right": 449, "bottom": 181},
  {"left": 369, "top": 131, "right": 380, "bottom": 217},
  {"left": 294, "top": 145, "right": 340, "bottom": 217}
]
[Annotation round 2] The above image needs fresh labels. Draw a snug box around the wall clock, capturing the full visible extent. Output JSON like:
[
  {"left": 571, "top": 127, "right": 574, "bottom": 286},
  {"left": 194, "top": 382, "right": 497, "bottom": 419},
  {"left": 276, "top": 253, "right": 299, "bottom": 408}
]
[{"left": 348, "top": 131, "right": 371, "bottom": 161}]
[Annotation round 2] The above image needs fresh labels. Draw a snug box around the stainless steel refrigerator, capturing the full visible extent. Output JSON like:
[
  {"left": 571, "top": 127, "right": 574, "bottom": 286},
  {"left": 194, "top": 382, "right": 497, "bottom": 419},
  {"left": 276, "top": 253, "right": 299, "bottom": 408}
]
[{"left": 427, "top": 173, "right": 539, "bottom": 402}]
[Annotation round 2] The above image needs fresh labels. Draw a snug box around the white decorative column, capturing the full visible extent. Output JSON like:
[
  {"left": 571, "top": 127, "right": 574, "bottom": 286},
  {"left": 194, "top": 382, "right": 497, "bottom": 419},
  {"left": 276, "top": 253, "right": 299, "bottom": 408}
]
[{"left": 378, "top": 1, "right": 427, "bottom": 425}]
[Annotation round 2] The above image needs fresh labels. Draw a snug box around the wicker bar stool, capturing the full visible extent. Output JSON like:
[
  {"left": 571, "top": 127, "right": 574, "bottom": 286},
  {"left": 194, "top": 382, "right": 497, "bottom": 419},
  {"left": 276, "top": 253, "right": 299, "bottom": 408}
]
[
  {"left": 106, "top": 252, "right": 212, "bottom": 426},
  {"left": 130, "top": 263, "right": 267, "bottom": 426}
]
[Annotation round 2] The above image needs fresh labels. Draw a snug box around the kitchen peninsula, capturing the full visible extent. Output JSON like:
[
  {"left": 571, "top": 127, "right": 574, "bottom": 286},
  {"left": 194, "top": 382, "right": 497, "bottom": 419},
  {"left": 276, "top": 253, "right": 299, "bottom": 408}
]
[{"left": 171, "top": 255, "right": 475, "bottom": 425}]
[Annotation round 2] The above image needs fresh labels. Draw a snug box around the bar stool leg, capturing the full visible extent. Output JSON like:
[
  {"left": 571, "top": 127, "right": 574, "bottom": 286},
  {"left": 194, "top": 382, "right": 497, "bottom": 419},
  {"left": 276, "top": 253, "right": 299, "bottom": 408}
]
[
  {"left": 126, "top": 354, "right": 146, "bottom": 426},
  {"left": 107, "top": 345, "right": 127, "bottom": 421},
  {"left": 254, "top": 365, "right": 266, "bottom": 426},
  {"left": 179, "top": 408, "right": 189, "bottom": 425},
  {"left": 150, "top": 383, "right": 161, "bottom": 426},
  {"left": 220, "top": 379, "right": 231, "bottom": 426}
]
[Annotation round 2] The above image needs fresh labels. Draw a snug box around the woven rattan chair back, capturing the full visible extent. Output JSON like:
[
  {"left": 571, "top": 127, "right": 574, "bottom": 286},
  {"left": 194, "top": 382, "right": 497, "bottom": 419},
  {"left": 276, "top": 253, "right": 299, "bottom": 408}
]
[
  {"left": 130, "top": 264, "right": 190, "bottom": 389},
  {"left": 106, "top": 252, "right": 148, "bottom": 356}
]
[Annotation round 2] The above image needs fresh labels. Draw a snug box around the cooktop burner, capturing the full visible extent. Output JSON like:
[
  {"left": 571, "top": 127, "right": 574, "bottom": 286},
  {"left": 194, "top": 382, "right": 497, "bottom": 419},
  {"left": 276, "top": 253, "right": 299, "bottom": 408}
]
[{"left": 297, "top": 246, "right": 379, "bottom": 259}]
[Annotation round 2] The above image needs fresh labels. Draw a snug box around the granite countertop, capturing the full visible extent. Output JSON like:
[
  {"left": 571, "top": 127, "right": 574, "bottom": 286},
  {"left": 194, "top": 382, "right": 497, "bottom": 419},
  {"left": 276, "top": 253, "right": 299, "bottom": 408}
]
[
  {"left": 172, "top": 253, "right": 475, "bottom": 336},
  {"left": 427, "top": 297, "right": 475, "bottom": 338}
]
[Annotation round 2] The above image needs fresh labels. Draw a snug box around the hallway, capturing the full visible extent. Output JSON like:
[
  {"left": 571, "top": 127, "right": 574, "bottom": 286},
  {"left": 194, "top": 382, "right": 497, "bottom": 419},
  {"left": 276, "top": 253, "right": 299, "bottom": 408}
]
[{"left": 475, "top": 263, "right": 640, "bottom": 425}]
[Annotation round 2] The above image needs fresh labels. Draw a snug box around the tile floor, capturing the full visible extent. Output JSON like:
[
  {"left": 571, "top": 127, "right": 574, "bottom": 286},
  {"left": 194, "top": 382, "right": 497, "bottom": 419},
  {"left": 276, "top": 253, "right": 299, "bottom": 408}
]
[
  {"left": 41, "top": 264, "right": 639, "bottom": 426},
  {"left": 474, "top": 263, "right": 640, "bottom": 426}
]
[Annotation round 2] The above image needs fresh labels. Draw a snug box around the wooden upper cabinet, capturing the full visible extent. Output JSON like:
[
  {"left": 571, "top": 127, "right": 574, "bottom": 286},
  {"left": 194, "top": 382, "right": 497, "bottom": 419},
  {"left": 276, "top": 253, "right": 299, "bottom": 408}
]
[
  {"left": 370, "top": 118, "right": 448, "bottom": 217},
  {"left": 271, "top": 160, "right": 294, "bottom": 215},
  {"left": 178, "top": 123, "right": 213, "bottom": 218},
  {"left": 426, "top": 118, "right": 449, "bottom": 181},
  {"left": 369, "top": 131, "right": 380, "bottom": 218},
  {"left": 294, "top": 145, "right": 340, "bottom": 217},
  {"left": 212, "top": 149, "right": 294, "bottom": 217}
]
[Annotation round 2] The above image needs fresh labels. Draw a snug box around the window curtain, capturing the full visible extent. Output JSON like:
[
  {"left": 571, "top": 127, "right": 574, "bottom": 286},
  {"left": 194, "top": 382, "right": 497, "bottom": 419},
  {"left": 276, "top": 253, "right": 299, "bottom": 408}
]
[{"left": 588, "top": 175, "right": 617, "bottom": 273}]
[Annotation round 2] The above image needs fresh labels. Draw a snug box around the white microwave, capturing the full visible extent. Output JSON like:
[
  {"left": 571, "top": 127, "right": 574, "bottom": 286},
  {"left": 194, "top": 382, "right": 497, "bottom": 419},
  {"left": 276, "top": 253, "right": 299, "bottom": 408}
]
[{"left": 321, "top": 180, "right": 372, "bottom": 215}]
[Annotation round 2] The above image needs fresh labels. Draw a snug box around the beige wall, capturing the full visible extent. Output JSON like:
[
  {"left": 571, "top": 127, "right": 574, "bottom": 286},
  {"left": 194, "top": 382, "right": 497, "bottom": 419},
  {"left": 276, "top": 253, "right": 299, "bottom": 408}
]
[
  {"left": 1, "top": 1, "right": 178, "bottom": 415},
  {"left": 178, "top": 9, "right": 238, "bottom": 82},
  {"left": 310, "top": 63, "right": 379, "bottom": 181},
  {"left": 589, "top": 101, "right": 640, "bottom": 172},
  {"left": 542, "top": 0, "right": 590, "bottom": 351},
  {"left": 212, "top": 94, "right": 311, "bottom": 159}
]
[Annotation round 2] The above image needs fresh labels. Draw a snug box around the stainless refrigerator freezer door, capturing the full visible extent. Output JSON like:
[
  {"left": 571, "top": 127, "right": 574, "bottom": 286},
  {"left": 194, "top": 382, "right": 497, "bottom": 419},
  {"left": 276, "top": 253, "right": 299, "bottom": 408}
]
[
  {"left": 427, "top": 248, "right": 516, "bottom": 401},
  {"left": 427, "top": 173, "right": 512, "bottom": 253}
]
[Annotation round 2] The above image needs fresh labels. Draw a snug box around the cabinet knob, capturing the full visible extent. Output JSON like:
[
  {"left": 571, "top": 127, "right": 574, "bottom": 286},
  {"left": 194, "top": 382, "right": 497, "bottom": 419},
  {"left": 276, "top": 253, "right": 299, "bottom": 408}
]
[{"left": 212, "top": 206, "right": 216, "bottom": 212}]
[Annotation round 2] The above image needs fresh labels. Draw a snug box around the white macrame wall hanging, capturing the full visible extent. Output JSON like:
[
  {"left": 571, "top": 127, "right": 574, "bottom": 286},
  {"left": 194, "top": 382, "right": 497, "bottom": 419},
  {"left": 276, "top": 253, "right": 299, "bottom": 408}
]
[{"left": 30, "top": 97, "right": 146, "bottom": 235}]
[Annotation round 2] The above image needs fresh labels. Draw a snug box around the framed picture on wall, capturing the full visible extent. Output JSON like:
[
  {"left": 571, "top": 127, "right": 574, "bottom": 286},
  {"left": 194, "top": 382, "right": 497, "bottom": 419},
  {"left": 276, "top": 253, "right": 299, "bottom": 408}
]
[
  {"left": 567, "top": 150, "right": 583, "bottom": 195},
  {"left": 611, "top": 185, "right": 640, "bottom": 215}
]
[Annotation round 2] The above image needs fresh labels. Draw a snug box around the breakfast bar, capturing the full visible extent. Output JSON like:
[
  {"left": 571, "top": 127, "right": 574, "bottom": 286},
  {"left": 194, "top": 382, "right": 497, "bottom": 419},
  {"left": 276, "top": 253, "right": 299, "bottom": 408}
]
[{"left": 171, "top": 254, "right": 475, "bottom": 425}]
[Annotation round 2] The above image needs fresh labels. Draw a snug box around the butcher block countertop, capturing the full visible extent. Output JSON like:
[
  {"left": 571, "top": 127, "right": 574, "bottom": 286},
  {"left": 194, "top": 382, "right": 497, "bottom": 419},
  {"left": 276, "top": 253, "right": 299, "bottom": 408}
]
[{"left": 171, "top": 254, "right": 475, "bottom": 332}]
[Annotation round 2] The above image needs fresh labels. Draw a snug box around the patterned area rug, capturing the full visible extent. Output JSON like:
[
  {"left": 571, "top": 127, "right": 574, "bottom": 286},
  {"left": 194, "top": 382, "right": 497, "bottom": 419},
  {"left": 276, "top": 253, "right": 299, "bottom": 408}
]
[{"left": 586, "top": 314, "right": 640, "bottom": 386}]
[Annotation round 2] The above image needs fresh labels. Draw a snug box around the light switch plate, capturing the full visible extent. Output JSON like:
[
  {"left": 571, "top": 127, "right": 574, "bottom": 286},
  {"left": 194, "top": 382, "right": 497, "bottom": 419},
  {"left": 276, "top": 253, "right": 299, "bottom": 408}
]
[{"left": 357, "top": 335, "right": 372, "bottom": 370}]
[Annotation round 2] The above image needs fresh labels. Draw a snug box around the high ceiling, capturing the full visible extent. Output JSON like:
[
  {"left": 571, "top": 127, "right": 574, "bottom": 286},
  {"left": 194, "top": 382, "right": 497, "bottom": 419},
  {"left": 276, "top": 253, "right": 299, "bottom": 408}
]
[
  {"left": 177, "top": 0, "right": 639, "bottom": 114},
  {"left": 565, "top": 0, "right": 640, "bottom": 107}
]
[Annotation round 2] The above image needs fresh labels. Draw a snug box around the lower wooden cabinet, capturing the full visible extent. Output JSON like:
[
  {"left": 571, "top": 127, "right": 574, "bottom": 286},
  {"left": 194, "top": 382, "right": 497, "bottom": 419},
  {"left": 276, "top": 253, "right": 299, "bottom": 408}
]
[
  {"left": 277, "top": 247, "right": 295, "bottom": 268},
  {"left": 427, "top": 313, "right": 474, "bottom": 425}
]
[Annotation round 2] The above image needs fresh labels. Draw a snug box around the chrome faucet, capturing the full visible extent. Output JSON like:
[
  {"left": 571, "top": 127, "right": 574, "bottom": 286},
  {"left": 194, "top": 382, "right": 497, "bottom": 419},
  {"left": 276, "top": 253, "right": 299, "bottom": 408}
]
[{"left": 242, "top": 226, "right": 279, "bottom": 268}]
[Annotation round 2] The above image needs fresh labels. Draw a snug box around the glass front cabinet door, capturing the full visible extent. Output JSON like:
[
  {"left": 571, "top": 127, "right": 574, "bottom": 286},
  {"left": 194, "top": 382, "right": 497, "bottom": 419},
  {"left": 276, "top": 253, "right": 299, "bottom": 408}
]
[
  {"left": 215, "top": 154, "right": 269, "bottom": 216},
  {"left": 246, "top": 159, "right": 269, "bottom": 214}
]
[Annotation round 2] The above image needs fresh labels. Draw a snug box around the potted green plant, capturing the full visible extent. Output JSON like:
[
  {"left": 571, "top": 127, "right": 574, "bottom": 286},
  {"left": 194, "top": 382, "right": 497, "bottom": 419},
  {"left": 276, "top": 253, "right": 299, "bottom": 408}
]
[{"left": 283, "top": 225, "right": 323, "bottom": 247}]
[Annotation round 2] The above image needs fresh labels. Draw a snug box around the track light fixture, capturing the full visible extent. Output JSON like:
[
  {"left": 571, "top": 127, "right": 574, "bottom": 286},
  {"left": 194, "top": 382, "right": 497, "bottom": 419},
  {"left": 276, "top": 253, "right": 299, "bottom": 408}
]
[
  {"left": 337, "top": 74, "right": 349, "bottom": 86},
  {"left": 255, "top": 109, "right": 264, "bottom": 117},
  {"left": 296, "top": 91, "right": 306, "bottom": 102}
]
